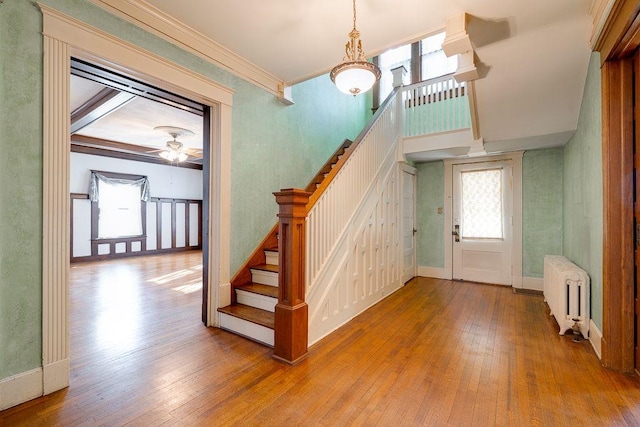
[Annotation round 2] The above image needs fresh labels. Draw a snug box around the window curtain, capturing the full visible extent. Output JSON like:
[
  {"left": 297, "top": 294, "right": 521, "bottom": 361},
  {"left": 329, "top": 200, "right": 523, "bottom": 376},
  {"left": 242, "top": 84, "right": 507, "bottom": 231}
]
[{"left": 88, "top": 171, "right": 151, "bottom": 202}]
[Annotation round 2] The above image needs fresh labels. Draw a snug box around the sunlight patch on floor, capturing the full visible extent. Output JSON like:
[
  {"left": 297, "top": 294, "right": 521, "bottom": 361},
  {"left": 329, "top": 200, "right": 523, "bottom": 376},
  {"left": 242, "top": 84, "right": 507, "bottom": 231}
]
[
  {"left": 172, "top": 279, "right": 202, "bottom": 294},
  {"left": 149, "top": 264, "right": 202, "bottom": 285}
]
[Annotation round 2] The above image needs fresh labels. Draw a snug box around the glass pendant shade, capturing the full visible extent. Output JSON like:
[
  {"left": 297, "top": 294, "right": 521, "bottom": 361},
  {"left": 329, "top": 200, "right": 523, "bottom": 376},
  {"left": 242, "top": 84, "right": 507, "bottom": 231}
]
[
  {"left": 331, "top": 61, "right": 380, "bottom": 95},
  {"left": 159, "top": 148, "right": 188, "bottom": 162}
]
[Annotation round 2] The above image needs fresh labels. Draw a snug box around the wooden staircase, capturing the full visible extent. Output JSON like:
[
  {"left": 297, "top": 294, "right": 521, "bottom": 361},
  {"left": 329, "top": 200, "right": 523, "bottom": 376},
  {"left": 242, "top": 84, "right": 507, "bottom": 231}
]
[
  {"left": 218, "top": 252, "right": 279, "bottom": 346},
  {"left": 217, "top": 139, "right": 354, "bottom": 346}
]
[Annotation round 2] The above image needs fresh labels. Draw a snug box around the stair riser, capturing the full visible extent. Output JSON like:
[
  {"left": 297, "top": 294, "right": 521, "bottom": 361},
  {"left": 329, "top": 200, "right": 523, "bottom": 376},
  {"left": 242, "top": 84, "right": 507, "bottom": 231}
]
[
  {"left": 264, "top": 251, "right": 279, "bottom": 266},
  {"left": 219, "top": 313, "right": 274, "bottom": 347},
  {"left": 251, "top": 269, "right": 278, "bottom": 286},
  {"left": 236, "top": 290, "right": 277, "bottom": 312}
]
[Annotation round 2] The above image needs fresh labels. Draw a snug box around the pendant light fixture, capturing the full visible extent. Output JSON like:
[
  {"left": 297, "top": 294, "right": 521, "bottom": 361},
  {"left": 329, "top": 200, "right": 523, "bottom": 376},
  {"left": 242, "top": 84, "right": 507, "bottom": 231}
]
[{"left": 330, "top": 0, "right": 381, "bottom": 96}]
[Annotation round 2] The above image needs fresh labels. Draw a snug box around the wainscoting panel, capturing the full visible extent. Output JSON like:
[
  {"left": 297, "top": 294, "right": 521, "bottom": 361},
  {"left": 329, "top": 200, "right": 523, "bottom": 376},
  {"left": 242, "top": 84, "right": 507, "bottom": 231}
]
[
  {"left": 70, "top": 194, "right": 202, "bottom": 262},
  {"left": 308, "top": 158, "right": 403, "bottom": 345}
]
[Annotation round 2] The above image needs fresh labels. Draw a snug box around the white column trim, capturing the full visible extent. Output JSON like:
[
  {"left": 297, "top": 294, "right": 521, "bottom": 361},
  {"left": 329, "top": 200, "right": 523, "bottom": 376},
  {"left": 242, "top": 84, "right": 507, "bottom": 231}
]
[
  {"left": 42, "top": 34, "right": 71, "bottom": 394},
  {"left": 40, "top": 4, "right": 232, "bottom": 399}
]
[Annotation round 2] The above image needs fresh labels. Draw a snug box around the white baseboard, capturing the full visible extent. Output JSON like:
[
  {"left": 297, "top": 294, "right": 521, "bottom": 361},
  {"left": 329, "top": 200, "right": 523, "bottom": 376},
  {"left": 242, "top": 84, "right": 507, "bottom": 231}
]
[
  {"left": 0, "top": 368, "right": 43, "bottom": 411},
  {"left": 589, "top": 319, "right": 602, "bottom": 360},
  {"left": 43, "top": 358, "right": 69, "bottom": 395},
  {"left": 522, "top": 277, "right": 544, "bottom": 292},
  {"left": 417, "top": 266, "right": 451, "bottom": 280}
]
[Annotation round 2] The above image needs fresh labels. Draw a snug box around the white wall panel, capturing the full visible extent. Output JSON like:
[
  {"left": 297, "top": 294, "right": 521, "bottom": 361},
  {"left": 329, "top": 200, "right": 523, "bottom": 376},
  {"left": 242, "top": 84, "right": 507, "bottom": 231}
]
[
  {"left": 72, "top": 199, "right": 91, "bottom": 257},
  {"left": 175, "top": 202, "right": 186, "bottom": 247},
  {"left": 146, "top": 201, "right": 157, "bottom": 250},
  {"left": 161, "top": 203, "right": 173, "bottom": 249},
  {"left": 189, "top": 203, "right": 199, "bottom": 246}
]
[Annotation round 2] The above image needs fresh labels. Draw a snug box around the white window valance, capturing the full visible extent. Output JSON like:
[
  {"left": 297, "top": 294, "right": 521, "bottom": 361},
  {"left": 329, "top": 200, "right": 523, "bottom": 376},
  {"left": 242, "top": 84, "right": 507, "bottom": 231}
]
[{"left": 88, "top": 171, "right": 151, "bottom": 203}]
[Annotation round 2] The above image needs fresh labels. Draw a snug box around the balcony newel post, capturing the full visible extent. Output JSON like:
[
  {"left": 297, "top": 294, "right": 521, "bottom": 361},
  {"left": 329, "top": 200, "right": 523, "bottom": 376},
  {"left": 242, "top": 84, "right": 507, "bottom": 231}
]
[{"left": 273, "top": 188, "right": 311, "bottom": 364}]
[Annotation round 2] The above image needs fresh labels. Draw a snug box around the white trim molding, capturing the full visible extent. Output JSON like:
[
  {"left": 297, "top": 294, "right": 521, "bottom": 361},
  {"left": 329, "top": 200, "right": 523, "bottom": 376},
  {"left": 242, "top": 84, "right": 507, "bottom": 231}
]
[
  {"left": 522, "top": 276, "right": 544, "bottom": 292},
  {"left": 89, "top": 0, "right": 285, "bottom": 97},
  {"left": 589, "top": 319, "right": 603, "bottom": 360},
  {"left": 418, "top": 266, "right": 452, "bottom": 280},
  {"left": 0, "top": 368, "right": 43, "bottom": 411},
  {"left": 39, "top": 3, "right": 232, "bottom": 405}
]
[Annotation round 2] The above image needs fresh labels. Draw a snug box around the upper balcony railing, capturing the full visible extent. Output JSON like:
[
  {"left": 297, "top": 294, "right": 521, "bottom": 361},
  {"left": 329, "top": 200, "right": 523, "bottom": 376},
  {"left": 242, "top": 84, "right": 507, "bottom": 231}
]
[{"left": 401, "top": 73, "right": 471, "bottom": 137}]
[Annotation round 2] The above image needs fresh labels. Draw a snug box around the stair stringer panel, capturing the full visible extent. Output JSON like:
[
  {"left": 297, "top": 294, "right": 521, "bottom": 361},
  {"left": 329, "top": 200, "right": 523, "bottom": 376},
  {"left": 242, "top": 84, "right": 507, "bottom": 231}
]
[{"left": 307, "top": 151, "right": 403, "bottom": 345}]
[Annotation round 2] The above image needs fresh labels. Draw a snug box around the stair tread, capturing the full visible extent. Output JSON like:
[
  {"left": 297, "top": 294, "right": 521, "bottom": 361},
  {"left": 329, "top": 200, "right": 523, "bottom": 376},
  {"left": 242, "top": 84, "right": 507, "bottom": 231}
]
[
  {"left": 264, "top": 248, "right": 278, "bottom": 253},
  {"left": 251, "top": 263, "right": 279, "bottom": 273},
  {"left": 236, "top": 283, "right": 279, "bottom": 298},
  {"left": 218, "top": 304, "right": 274, "bottom": 329}
]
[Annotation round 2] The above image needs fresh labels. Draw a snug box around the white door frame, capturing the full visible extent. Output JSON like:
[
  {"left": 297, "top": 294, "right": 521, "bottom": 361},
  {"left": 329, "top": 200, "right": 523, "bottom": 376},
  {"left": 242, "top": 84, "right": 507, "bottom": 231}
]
[
  {"left": 40, "top": 5, "right": 233, "bottom": 396},
  {"left": 401, "top": 163, "right": 418, "bottom": 283},
  {"left": 443, "top": 152, "right": 523, "bottom": 286}
]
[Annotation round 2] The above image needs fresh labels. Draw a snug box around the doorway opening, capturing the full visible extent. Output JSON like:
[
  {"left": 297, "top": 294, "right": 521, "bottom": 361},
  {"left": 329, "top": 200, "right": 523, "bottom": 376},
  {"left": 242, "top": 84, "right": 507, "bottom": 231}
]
[
  {"left": 42, "top": 7, "right": 233, "bottom": 394},
  {"left": 68, "top": 57, "right": 210, "bottom": 320},
  {"left": 67, "top": 57, "right": 213, "bottom": 389}
]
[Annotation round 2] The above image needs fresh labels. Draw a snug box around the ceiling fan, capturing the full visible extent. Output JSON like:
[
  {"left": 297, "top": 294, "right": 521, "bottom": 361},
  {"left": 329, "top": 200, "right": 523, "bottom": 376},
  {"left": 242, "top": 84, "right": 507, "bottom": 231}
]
[{"left": 152, "top": 126, "right": 202, "bottom": 162}]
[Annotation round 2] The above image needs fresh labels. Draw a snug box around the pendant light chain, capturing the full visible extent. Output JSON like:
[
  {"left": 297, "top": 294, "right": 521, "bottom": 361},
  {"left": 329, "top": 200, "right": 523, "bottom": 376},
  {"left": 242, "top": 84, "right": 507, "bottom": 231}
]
[{"left": 353, "top": 0, "right": 357, "bottom": 31}]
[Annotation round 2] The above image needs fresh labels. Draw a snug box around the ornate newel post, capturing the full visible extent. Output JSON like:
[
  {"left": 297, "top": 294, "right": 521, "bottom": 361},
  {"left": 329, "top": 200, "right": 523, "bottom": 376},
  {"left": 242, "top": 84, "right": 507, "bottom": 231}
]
[{"left": 273, "top": 188, "right": 311, "bottom": 364}]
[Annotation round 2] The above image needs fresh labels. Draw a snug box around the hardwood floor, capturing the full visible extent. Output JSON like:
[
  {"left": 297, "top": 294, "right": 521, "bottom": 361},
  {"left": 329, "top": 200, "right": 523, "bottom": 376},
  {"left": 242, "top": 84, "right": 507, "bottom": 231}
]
[{"left": 3, "top": 253, "right": 640, "bottom": 425}]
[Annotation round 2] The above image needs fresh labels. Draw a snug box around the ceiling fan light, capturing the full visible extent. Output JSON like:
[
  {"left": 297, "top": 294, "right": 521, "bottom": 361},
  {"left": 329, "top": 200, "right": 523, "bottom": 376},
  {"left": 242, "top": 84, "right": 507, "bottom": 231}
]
[
  {"left": 177, "top": 152, "right": 188, "bottom": 162},
  {"left": 159, "top": 150, "right": 173, "bottom": 161}
]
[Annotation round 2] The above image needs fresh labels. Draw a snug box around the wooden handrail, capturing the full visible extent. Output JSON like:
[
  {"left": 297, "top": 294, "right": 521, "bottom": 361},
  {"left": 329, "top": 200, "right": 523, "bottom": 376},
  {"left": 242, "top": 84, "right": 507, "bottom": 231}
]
[
  {"left": 304, "top": 138, "right": 353, "bottom": 193},
  {"left": 229, "top": 137, "right": 362, "bottom": 295},
  {"left": 306, "top": 87, "right": 400, "bottom": 211}
]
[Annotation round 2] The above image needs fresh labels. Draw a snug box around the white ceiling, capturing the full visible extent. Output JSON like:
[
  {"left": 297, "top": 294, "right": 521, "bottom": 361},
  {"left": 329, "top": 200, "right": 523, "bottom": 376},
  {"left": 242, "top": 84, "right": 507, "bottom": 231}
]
[
  {"left": 81, "top": 0, "right": 595, "bottom": 158},
  {"left": 70, "top": 75, "right": 203, "bottom": 151}
]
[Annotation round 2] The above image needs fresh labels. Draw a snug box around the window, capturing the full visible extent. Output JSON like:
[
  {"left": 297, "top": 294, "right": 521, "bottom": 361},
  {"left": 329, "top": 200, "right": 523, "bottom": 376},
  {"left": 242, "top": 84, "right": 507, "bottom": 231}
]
[
  {"left": 421, "top": 32, "right": 457, "bottom": 81},
  {"left": 378, "top": 44, "right": 412, "bottom": 103},
  {"left": 374, "top": 31, "right": 458, "bottom": 107},
  {"left": 89, "top": 171, "right": 150, "bottom": 239}
]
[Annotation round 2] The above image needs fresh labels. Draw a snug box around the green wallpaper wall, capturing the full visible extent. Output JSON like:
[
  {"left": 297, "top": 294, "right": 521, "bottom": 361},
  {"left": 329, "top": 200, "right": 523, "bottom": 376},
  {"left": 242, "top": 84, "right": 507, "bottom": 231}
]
[
  {"left": 522, "top": 148, "right": 563, "bottom": 277},
  {"left": 0, "top": 0, "right": 369, "bottom": 380},
  {"left": 416, "top": 161, "right": 444, "bottom": 268},
  {"left": 0, "top": 0, "right": 44, "bottom": 380},
  {"left": 563, "top": 52, "right": 603, "bottom": 330},
  {"left": 415, "top": 150, "right": 565, "bottom": 277}
]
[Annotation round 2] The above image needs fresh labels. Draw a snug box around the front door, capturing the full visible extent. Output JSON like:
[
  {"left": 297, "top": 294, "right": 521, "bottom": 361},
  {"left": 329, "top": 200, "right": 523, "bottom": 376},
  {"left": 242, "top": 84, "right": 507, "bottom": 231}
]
[{"left": 452, "top": 161, "right": 513, "bottom": 285}]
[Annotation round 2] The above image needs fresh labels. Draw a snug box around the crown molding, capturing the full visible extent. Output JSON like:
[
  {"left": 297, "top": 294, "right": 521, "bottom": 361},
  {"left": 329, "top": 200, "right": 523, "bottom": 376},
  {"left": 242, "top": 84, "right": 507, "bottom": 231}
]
[
  {"left": 89, "top": 0, "right": 285, "bottom": 96},
  {"left": 593, "top": 0, "right": 640, "bottom": 62},
  {"left": 590, "top": 0, "right": 617, "bottom": 49}
]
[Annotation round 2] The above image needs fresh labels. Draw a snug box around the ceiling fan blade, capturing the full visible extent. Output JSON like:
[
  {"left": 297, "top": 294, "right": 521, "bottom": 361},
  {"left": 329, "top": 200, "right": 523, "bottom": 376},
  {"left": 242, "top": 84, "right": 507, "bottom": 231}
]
[{"left": 184, "top": 148, "right": 203, "bottom": 158}]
